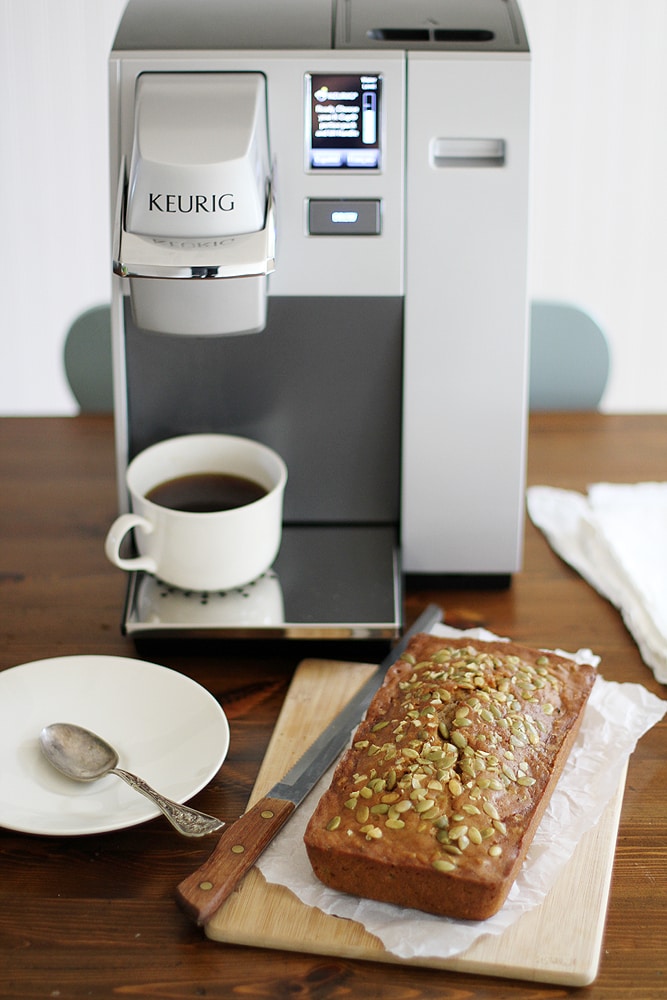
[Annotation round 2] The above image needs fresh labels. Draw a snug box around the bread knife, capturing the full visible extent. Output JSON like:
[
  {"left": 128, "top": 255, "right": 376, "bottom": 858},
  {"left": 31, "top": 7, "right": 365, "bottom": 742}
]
[{"left": 176, "top": 603, "right": 443, "bottom": 925}]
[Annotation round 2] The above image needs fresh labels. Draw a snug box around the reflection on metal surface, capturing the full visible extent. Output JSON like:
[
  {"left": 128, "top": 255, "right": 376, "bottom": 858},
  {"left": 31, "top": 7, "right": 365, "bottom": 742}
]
[
  {"left": 131, "top": 570, "right": 285, "bottom": 629},
  {"left": 122, "top": 525, "right": 401, "bottom": 639}
]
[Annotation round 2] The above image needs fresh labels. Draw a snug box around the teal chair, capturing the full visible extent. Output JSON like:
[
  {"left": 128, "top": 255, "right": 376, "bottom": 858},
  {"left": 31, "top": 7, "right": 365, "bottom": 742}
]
[
  {"left": 529, "top": 301, "right": 610, "bottom": 410},
  {"left": 63, "top": 300, "right": 610, "bottom": 413},
  {"left": 63, "top": 305, "right": 114, "bottom": 413}
]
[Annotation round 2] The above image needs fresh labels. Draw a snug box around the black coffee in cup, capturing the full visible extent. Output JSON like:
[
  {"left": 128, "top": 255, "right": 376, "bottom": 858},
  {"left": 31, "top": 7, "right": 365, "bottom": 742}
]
[{"left": 146, "top": 472, "right": 267, "bottom": 513}]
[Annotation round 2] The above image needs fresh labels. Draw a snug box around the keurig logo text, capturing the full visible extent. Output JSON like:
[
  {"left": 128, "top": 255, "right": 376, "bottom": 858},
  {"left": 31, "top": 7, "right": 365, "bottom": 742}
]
[{"left": 148, "top": 194, "right": 235, "bottom": 213}]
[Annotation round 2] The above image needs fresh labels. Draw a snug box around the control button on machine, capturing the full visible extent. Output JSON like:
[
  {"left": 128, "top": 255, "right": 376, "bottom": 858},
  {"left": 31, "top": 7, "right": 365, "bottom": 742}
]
[{"left": 308, "top": 199, "right": 381, "bottom": 236}]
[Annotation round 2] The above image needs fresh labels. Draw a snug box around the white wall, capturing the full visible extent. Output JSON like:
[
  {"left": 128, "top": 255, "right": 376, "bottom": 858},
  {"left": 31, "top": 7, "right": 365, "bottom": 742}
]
[
  {"left": 1, "top": 0, "right": 665, "bottom": 414},
  {"left": 521, "top": 0, "right": 667, "bottom": 412},
  {"left": 0, "top": 0, "right": 126, "bottom": 415}
]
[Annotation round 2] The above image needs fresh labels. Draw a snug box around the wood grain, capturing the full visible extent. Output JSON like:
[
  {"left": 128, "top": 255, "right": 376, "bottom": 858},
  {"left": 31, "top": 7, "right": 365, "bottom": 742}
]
[{"left": 0, "top": 413, "right": 665, "bottom": 1000}]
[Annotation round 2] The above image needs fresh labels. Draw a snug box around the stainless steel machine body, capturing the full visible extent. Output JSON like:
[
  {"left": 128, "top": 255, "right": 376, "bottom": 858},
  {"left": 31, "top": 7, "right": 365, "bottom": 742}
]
[{"left": 108, "top": 0, "right": 531, "bottom": 638}]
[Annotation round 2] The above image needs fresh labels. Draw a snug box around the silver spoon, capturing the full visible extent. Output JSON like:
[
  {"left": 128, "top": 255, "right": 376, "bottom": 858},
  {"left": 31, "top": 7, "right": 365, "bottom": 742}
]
[{"left": 39, "top": 722, "right": 224, "bottom": 838}]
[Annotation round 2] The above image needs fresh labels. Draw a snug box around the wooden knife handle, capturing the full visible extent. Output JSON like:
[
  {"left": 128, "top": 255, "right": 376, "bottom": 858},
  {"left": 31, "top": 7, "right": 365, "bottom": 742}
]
[{"left": 175, "top": 796, "right": 296, "bottom": 925}]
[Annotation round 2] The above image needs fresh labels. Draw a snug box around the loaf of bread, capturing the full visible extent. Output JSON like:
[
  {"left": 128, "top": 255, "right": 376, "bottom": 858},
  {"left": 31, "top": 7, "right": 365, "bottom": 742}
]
[{"left": 304, "top": 634, "right": 597, "bottom": 921}]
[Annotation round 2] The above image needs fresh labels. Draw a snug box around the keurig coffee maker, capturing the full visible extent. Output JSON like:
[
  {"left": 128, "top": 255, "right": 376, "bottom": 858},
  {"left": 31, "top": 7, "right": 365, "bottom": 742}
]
[{"left": 108, "top": 0, "right": 531, "bottom": 638}]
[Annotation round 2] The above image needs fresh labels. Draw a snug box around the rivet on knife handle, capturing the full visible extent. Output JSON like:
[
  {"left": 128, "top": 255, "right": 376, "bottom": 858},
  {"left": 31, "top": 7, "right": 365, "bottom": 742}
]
[{"left": 176, "top": 797, "right": 295, "bottom": 925}]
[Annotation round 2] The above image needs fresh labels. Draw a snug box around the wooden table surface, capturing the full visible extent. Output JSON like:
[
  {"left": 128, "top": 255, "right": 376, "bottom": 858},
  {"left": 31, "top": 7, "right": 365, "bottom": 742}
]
[{"left": 1, "top": 412, "right": 665, "bottom": 999}]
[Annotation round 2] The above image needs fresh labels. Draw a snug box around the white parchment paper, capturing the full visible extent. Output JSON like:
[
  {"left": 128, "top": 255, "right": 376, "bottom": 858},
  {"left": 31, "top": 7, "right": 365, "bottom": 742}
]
[{"left": 256, "top": 625, "right": 666, "bottom": 960}]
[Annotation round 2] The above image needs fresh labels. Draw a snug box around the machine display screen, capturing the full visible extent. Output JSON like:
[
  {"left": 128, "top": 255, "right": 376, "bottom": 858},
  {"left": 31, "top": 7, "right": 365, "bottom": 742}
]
[{"left": 307, "top": 73, "right": 382, "bottom": 170}]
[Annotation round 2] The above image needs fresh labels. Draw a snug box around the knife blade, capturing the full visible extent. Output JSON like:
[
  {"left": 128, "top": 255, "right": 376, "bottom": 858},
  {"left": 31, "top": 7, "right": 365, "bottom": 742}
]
[{"left": 176, "top": 603, "right": 443, "bottom": 925}]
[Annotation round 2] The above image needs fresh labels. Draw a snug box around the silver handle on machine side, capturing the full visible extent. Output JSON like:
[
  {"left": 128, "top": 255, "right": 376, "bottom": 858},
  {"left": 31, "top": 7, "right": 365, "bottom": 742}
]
[{"left": 430, "top": 137, "right": 506, "bottom": 167}]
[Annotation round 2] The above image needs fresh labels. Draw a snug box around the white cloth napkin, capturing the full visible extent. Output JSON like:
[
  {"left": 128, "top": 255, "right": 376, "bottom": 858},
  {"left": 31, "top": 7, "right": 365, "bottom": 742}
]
[
  {"left": 256, "top": 624, "right": 666, "bottom": 961},
  {"left": 527, "top": 483, "right": 667, "bottom": 684}
]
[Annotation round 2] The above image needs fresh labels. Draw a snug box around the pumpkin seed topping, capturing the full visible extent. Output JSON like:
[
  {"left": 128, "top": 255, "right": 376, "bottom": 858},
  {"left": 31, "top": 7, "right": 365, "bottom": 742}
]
[{"left": 321, "top": 641, "right": 567, "bottom": 879}]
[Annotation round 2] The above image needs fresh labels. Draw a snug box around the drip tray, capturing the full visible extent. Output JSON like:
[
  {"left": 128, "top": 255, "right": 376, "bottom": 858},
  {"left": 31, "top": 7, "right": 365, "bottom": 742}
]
[{"left": 122, "top": 525, "right": 402, "bottom": 639}]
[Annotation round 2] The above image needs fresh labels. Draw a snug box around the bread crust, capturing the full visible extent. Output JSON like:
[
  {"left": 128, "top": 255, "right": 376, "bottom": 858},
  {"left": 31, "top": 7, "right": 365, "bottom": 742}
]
[{"left": 304, "top": 634, "right": 597, "bottom": 920}]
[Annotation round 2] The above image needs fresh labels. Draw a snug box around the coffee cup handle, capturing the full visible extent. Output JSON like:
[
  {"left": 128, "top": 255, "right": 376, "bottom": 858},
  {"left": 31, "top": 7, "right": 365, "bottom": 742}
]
[{"left": 105, "top": 513, "right": 157, "bottom": 575}]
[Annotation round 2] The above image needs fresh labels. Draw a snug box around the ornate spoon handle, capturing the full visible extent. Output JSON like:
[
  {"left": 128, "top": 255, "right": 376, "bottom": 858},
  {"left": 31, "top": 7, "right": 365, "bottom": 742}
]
[{"left": 112, "top": 768, "right": 224, "bottom": 837}]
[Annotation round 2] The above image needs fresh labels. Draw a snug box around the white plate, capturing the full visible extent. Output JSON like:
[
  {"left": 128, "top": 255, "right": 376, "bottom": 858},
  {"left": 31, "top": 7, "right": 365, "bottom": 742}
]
[{"left": 0, "top": 655, "right": 230, "bottom": 836}]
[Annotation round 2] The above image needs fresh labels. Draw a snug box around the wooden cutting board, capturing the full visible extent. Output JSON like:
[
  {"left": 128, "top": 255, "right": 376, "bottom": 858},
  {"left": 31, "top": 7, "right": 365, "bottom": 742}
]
[{"left": 206, "top": 658, "right": 626, "bottom": 986}]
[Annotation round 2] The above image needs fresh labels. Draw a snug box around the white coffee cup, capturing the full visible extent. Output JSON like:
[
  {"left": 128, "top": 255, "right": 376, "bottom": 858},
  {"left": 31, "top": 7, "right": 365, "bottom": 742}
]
[{"left": 104, "top": 434, "right": 287, "bottom": 591}]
